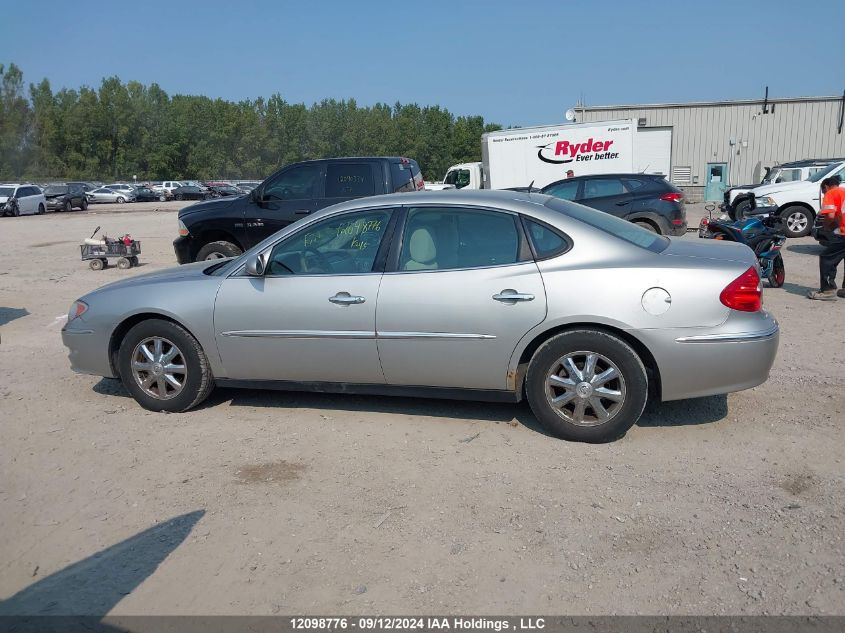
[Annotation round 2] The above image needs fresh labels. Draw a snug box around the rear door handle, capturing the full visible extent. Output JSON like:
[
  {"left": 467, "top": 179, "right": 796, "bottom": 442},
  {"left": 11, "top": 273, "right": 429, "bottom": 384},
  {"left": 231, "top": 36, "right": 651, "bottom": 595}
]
[
  {"left": 616, "top": 200, "right": 630, "bottom": 206},
  {"left": 329, "top": 292, "right": 365, "bottom": 305},
  {"left": 295, "top": 209, "right": 312, "bottom": 215},
  {"left": 493, "top": 290, "right": 535, "bottom": 302}
]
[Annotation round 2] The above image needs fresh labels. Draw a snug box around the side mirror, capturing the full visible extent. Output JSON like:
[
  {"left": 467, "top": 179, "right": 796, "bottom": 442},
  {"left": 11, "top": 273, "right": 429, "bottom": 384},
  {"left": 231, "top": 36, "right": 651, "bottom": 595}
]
[
  {"left": 251, "top": 188, "right": 264, "bottom": 207},
  {"left": 244, "top": 253, "right": 266, "bottom": 276}
]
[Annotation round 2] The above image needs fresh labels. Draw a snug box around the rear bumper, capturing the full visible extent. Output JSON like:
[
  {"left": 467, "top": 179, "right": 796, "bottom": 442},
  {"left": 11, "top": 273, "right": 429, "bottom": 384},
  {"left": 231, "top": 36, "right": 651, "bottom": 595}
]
[{"left": 634, "top": 311, "right": 779, "bottom": 401}]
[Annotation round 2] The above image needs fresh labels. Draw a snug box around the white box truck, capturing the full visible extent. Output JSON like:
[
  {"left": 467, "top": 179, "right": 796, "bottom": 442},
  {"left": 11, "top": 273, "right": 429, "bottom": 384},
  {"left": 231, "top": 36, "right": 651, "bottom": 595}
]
[{"left": 444, "top": 119, "right": 639, "bottom": 190}]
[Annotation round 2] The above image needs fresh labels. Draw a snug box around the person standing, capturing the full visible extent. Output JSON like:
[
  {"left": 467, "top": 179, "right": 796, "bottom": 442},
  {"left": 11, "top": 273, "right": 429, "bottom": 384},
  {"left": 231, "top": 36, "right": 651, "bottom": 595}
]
[{"left": 807, "top": 177, "right": 845, "bottom": 300}]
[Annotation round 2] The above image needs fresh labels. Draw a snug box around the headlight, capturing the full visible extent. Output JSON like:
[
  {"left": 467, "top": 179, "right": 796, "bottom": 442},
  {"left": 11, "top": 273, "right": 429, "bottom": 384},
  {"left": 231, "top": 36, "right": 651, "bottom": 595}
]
[
  {"left": 67, "top": 300, "right": 88, "bottom": 323},
  {"left": 178, "top": 218, "right": 189, "bottom": 236},
  {"left": 755, "top": 196, "right": 777, "bottom": 208}
]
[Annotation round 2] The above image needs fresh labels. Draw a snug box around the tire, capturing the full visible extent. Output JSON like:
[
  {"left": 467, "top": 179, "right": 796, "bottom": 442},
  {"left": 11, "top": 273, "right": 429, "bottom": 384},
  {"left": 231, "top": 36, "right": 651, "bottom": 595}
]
[
  {"left": 89, "top": 258, "right": 104, "bottom": 271},
  {"left": 37, "top": 203, "right": 45, "bottom": 215},
  {"left": 196, "top": 240, "right": 242, "bottom": 261},
  {"left": 780, "top": 206, "right": 812, "bottom": 238},
  {"left": 633, "top": 220, "right": 658, "bottom": 233},
  {"left": 767, "top": 254, "right": 785, "bottom": 288},
  {"left": 129, "top": 256, "right": 139, "bottom": 266},
  {"left": 116, "top": 196, "right": 125, "bottom": 204},
  {"left": 159, "top": 195, "right": 166, "bottom": 202},
  {"left": 12, "top": 202, "right": 19, "bottom": 217},
  {"left": 81, "top": 199, "right": 88, "bottom": 211},
  {"left": 175, "top": 193, "right": 183, "bottom": 201},
  {"left": 525, "top": 329, "right": 648, "bottom": 443},
  {"left": 733, "top": 199, "right": 752, "bottom": 221},
  {"left": 118, "top": 318, "right": 214, "bottom": 412},
  {"left": 64, "top": 201, "right": 72, "bottom": 213},
  {"left": 117, "top": 257, "right": 131, "bottom": 270}
]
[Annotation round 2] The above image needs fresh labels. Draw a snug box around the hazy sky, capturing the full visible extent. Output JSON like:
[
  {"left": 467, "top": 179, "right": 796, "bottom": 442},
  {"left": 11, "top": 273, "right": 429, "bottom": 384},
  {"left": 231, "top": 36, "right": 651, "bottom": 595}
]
[{"left": 3, "top": 0, "right": 842, "bottom": 126}]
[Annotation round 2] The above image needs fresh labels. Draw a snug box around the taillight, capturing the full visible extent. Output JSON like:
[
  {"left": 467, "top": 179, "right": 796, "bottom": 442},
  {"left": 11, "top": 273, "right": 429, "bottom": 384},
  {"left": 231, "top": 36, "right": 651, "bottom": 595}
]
[
  {"left": 720, "top": 266, "right": 762, "bottom": 312},
  {"left": 660, "top": 192, "right": 684, "bottom": 202}
]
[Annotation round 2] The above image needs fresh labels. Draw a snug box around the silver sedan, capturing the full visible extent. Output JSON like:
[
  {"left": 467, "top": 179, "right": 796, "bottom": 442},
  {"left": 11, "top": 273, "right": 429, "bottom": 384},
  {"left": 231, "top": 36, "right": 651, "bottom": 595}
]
[
  {"left": 62, "top": 191, "right": 779, "bottom": 442},
  {"left": 87, "top": 187, "right": 136, "bottom": 203}
]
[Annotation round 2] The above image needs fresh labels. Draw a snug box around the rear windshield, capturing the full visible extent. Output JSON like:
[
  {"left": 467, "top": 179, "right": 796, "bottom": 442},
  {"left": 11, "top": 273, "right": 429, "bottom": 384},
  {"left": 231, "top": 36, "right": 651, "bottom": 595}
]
[
  {"left": 391, "top": 160, "right": 423, "bottom": 193},
  {"left": 544, "top": 197, "right": 669, "bottom": 253},
  {"left": 44, "top": 186, "right": 69, "bottom": 194}
]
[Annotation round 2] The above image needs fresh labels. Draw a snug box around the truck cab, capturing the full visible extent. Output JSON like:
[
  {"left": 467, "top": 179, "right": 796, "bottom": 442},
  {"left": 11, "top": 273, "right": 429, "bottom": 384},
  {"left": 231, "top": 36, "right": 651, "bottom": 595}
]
[{"left": 443, "top": 162, "right": 484, "bottom": 190}]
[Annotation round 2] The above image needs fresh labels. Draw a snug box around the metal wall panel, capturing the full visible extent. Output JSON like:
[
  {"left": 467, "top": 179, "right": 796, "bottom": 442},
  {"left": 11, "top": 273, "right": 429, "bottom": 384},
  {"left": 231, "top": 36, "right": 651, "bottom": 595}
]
[{"left": 578, "top": 98, "right": 845, "bottom": 187}]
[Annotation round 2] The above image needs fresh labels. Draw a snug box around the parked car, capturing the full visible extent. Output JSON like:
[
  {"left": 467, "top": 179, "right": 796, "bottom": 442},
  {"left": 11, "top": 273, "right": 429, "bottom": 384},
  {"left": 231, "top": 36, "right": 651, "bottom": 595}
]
[
  {"left": 753, "top": 161, "right": 845, "bottom": 237},
  {"left": 133, "top": 186, "right": 167, "bottom": 202},
  {"left": 723, "top": 158, "right": 844, "bottom": 219},
  {"left": 540, "top": 173, "right": 686, "bottom": 235},
  {"left": 152, "top": 181, "right": 184, "bottom": 198},
  {"left": 63, "top": 190, "right": 778, "bottom": 443},
  {"left": 0, "top": 184, "right": 46, "bottom": 216},
  {"left": 175, "top": 157, "right": 424, "bottom": 262},
  {"left": 66, "top": 181, "right": 100, "bottom": 194},
  {"left": 87, "top": 187, "right": 136, "bottom": 204},
  {"left": 207, "top": 184, "right": 242, "bottom": 198},
  {"left": 105, "top": 183, "right": 138, "bottom": 198},
  {"left": 173, "top": 185, "right": 211, "bottom": 201},
  {"left": 235, "top": 181, "right": 261, "bottom": 193},
  {"left": 43, "top": 184, "right": 89, "bottom": 212}
]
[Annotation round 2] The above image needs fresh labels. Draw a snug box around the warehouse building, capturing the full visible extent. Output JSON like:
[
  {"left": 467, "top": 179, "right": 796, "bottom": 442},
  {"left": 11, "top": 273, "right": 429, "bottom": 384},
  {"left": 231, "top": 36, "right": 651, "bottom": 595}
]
[{"left": 574, "top": 94, "right": 845, "bottom": 201}]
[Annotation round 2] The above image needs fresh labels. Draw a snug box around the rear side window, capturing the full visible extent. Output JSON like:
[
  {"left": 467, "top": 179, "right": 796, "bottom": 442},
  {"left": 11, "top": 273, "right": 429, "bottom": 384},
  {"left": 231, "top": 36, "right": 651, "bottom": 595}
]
[
  {"left": 325, "top": 163, "right": 375, "bottom": 198},
  {"left": 522, "top": 218, "right": 570, "bottom": 259},
  {"left": 391, "top": 160, "right": 423, "bottom": 193},
  {"left": 583, "top": 178, "right": 624, "bottom": 199},
  {"left": 544, "top": 197, "right": 669, "bottom": 253}
]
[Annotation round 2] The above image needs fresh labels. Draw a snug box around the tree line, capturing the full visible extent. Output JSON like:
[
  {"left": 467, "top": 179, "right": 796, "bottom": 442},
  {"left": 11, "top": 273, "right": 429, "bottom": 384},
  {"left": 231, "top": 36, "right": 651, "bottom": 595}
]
[{"left": 0, "top": 62, "right": 501, "bottom": 182}]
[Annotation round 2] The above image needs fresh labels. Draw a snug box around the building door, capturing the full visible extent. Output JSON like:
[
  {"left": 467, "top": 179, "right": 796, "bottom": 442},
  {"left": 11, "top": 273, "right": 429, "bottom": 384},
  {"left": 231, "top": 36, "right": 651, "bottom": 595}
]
[
  {"left": 704, "top": 163, "right": 728, "bottom": 201},
  {"left": 634, "top": 127, "right": 672, "bottom": 178}
]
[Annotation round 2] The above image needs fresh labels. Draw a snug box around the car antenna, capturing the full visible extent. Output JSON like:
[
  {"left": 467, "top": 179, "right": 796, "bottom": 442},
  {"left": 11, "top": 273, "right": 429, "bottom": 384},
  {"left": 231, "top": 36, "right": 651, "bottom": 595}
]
[
  {"left": 639, "top": 163, "right": 650, "bottom": 174},
  {"left": 528, "top": 179, "right": 535, "bottom": 194}
]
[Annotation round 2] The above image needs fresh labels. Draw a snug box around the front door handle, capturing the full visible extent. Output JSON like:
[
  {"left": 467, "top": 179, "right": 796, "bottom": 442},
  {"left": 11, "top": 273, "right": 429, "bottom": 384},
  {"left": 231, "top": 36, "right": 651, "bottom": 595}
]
[
  {"left": 616, "top": 200, "right": 630, "bottom": 206},
  {"left": 493, "top": 290, "right": 535, "bottom": 302},
  {"left": 295, "top": 209, "right": 312, "bottom": 215},
  {"left": 329, "top": 292, "right": 365, "bottom": 305}
]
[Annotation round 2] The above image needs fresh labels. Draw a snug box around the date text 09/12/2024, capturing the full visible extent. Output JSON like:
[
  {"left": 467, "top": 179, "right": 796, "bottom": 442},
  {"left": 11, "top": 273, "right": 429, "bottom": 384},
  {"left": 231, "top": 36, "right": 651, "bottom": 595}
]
[{"left": 289, "top": 617, "right": 546, "bottom": 631}]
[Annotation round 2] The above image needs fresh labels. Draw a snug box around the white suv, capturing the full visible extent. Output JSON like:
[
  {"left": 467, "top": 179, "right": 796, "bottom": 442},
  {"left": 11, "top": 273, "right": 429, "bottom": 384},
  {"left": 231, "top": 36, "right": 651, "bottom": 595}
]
[
  {"left": 0, "top": 184, "right": 47, "bottom": 217},
  {"left": 753, "top": 161, "right": 845, "bottom": 237}
]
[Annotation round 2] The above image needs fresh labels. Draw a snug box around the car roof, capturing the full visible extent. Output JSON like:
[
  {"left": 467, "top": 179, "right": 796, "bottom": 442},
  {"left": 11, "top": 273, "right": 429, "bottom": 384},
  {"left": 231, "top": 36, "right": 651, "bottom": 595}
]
[{"left": 778, "top": 158, "right": 845, "bottom": 167}]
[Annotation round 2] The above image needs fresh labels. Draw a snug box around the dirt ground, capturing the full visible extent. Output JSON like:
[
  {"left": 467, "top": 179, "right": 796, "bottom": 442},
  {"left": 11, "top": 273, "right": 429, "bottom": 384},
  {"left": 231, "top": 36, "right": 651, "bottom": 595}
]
[{"left": 0, "top": 203, "right": 843, "bottom": 616}]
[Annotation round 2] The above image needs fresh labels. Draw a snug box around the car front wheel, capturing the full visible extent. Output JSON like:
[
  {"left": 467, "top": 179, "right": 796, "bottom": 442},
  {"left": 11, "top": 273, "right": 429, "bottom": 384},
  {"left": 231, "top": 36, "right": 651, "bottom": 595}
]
[
  {"left": 525, "top": 329, "right": 648, "bottom": 443},
  {"left": 781, "top": 206, "right": 812, "bottom": 238},
  {"left": 118, "top": 319, "right": 214, "bottom": 412}
]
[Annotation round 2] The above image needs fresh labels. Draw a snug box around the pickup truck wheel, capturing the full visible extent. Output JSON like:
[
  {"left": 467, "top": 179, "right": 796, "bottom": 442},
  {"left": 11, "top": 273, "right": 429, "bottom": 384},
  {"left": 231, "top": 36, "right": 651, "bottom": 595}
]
[
  {"left": 781, "top": 206, "right": 812, "bottom": 238},
  {"left": 196, "top": 240, "right": 242, "bottom": 261},
  {"left": 733, "top": 199, "right": 752, "bottom": 220},
  {"left": 525, "top": 329, "right": 648, "bottom": 443}
]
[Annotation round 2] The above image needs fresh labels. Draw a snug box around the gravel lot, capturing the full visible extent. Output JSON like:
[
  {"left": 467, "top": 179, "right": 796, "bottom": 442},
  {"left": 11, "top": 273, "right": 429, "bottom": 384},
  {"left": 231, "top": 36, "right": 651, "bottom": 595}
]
[{"left": 0, "top": 204, "right": 843, "bottom": 616}]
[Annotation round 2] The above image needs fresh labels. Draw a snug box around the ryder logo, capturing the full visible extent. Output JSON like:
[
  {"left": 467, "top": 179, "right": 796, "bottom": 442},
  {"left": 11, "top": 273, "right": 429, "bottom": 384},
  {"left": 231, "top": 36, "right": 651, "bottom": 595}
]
[{"left": 537, "top": 138, "right": 618, "bottom": 164}]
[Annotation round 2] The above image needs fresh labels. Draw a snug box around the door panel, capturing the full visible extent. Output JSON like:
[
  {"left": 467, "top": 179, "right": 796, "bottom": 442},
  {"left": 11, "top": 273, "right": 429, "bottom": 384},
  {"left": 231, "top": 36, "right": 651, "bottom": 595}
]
[
  {"left": 377, "top": 263, "right": 547, "bottom": 390},
  {"left": 214, "top": 275, "right": 384, "bottom": 383},
  {"left": 578, "top": 178, "right": 631, "bottom": 217}
]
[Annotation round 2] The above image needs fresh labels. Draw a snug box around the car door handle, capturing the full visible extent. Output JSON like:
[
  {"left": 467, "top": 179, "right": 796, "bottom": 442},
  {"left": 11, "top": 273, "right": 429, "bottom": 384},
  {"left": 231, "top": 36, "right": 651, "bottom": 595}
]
[
  {"left": 492, "top": 290, "right": 535, "bottom": 302},
  {"left": 329, "top": 292, "right": 365, "bottom": 305},
  {"left": 295, "top": 209, "right": 312, "bottom": 215},
  {"left": 616, "top": 200, "right": 630, "bottom": 206}
]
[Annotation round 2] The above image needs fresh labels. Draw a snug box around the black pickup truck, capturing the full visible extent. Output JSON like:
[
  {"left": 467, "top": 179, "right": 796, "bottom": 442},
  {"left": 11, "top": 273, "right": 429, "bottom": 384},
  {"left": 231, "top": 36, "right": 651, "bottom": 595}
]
[{"left": 174, "top": 157, "right": 424, "bottom": 263}]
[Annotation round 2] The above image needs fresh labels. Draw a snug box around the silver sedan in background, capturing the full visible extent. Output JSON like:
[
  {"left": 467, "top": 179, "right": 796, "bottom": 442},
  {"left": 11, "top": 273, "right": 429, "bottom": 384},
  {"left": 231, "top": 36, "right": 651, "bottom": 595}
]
[
  {"left": 62, "top": 191, "right": 779, "bottom": 442},
  {"left": 87, "top": 187, "right": 136, "bottom": 203}
]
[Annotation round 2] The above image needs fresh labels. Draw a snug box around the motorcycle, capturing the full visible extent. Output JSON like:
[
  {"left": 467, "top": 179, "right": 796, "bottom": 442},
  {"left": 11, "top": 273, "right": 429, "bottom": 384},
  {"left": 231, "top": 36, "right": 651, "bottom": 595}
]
[{"left": 699, "top": 201, "right": 787, "bottom": 288}]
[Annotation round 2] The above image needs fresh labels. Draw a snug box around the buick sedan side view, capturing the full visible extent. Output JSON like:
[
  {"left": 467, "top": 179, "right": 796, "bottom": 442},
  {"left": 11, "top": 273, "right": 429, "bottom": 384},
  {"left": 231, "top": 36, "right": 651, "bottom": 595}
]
[{"left": 62, "top": 191, "right": 779, "bottom": 442}]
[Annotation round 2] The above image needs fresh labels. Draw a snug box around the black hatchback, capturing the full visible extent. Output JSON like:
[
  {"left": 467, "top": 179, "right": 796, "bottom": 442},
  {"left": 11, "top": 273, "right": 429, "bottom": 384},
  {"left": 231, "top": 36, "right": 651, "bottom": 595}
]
[{"left": 540, "top": 173, "right": 687, "bottom": 236}]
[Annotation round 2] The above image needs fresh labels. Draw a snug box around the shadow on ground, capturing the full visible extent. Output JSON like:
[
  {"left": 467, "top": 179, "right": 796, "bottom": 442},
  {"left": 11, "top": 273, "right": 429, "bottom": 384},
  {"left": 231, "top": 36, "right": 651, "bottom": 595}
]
[
  {"left": 787, "top": 243, "right": 823, "bottom": 255},
  {"left": 94, "top": 378, "right": 728, "bottom": 437},
  {"left": 781, "top": 281, "right": 813, "bottom": 298},
  {"left": 0, "top": 307, "right": 29, "bottom": 327},
  {"left": 0, "top": 510, "right": 204, "bottom": 621}
]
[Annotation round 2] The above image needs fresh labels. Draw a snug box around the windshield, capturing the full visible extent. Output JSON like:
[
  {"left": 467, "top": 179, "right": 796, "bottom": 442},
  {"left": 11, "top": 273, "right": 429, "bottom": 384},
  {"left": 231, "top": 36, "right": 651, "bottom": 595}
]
[
  {"left": 0, "top": 187, "right": 15, "bottom": 197},
  {"left": 544, "top": 197, "right": 669, "bottom": 253},
  {"left": 808, "top": 163, "right": 840, "bottom": 183},
  {"left": 44, "top": 186, "right": 68, "bottom": 194}
]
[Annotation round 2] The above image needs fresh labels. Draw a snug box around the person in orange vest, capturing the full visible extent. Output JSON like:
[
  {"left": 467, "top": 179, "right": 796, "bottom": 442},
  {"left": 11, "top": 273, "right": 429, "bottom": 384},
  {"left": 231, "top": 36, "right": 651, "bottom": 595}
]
[{"left": 807, "top": 176, "right": 845, "bottom": 300}]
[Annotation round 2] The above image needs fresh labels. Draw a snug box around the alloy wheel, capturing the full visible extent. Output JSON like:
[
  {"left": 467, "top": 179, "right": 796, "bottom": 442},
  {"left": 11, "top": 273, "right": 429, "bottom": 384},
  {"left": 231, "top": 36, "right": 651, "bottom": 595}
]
[
  {"left": 131, "top": 336, "right": 187, "bottom": 400},
  {"left": 786, "top": 211, "right": 807, "bottom": 234},
  {"left": 544, "top": 351, "right": 626, "bottom": 426}
]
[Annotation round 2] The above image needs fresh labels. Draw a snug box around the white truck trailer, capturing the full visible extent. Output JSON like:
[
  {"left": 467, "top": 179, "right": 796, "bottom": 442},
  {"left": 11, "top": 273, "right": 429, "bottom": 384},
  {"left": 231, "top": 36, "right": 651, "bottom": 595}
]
[{"left": 444, "top": 119, "right": 645, "bottom": 190}]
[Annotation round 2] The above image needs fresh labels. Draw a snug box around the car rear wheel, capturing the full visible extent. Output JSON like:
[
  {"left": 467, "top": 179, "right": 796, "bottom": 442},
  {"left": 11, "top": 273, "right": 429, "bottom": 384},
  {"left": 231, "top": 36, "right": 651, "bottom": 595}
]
[
  {"left": 781, "top": 206, "right": 812, "bottom": 238},
  {"left": 196, "top": 240, "right": 242, "bottom": 261},
  {"left": 525, "top": 329, "right": 648, "bottom": 443},
  {"left": 633, "top": 220, "right": 658, "bottom": 233},
  {"left": 118, "top": 319, "right": 214, "bottom": 412},
  {"left": 175, "top": 194, "right": 183, "bottom": 201}
]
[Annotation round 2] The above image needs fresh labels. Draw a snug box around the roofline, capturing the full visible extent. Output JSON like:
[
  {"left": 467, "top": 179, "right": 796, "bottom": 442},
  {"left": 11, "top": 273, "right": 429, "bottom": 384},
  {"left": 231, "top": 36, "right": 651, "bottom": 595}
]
[{"left": 577, "top": 95, "right": 843, "bottom": 110}]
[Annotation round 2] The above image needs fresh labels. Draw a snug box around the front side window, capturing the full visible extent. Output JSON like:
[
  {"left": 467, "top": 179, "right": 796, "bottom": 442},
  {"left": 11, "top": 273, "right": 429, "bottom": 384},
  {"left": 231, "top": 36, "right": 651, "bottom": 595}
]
[
  {"left": 264, "top": 164, "right": 322, "bottom": 201},
  {"left": 444, "top": 169, "right": 471, "bottom": 189},
  {"left": 325, "top": 163, "right": 374, "bottom": 198},
  {"left": 399, "top": 207, "right": 520, "bottom": 271},
  {"left": 543, "top": 180, "right": 579, "bottom": 200},
  {"left": 583, "top": 178, "right": 625, "bottom": 199},
  {"left": 266, "top": 209, "right": 391, "bottom": 276}
]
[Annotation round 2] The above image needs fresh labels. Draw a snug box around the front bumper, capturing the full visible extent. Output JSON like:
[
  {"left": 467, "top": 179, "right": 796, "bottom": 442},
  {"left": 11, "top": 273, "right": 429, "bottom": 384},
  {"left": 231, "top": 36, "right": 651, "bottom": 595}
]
[
  {"left": 61, "top": 323, "right": 115, "bottom": 378},
  {"left": 634, "top": 310, "right": 779, "bottom": 401},
  {"left": 173, "top": 235, "right": 195, "bottom": 264}
]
